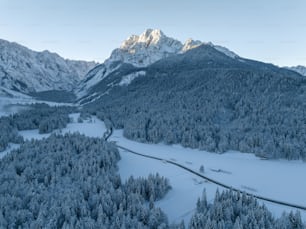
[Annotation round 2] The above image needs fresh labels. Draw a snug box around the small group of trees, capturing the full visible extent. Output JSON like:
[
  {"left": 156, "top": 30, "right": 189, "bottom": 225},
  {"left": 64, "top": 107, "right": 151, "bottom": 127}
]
[
  {"left": 124, "top": 173, "right": 171, "bottom": 201},
  {"left": 189, "top": 189, "right": 304, "bottom": 229}
]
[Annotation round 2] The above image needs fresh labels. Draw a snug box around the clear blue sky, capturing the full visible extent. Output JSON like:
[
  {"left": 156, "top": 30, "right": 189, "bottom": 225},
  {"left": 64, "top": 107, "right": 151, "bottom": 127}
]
[{"left": 1, "top": 0, "right": 305, "bottom": 66}]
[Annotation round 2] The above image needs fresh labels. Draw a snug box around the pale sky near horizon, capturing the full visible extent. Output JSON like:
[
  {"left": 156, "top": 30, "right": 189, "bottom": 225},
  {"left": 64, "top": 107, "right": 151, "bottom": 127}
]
[{"left": 0, "top": 0, "right": 305, "bottom": 66}]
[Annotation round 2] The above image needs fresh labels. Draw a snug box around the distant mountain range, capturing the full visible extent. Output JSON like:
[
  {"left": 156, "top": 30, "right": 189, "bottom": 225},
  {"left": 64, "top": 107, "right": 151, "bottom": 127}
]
[
  {"left": 0, "top": 39, "right": 96, "bottom": 97},
  {"left": 0, "top": 29, "right": 304, "bottom": 100},
  {"left": 0, "top": 29, "right": 305, "bottom": 160}
]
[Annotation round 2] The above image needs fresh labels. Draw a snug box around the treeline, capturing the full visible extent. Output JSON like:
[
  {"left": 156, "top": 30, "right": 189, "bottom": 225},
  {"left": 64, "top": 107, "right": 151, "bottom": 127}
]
[
  {"left": 85, "top": 65, "right": 306, "bottom": 160},
  {"left": 0, "top": 133, "right": 170, "bottom": 229},
  {"left": 0, "top": 103, "right": 75, "bottom": 152},
  {"left": 188, "top": 189, "right": 304, "bottom": 229},
  {"left": 29, "top": 90, "right": 76, "bottom": 103},
  {"left": 11, "top": 103, "right": 75, "bottom": 133}
]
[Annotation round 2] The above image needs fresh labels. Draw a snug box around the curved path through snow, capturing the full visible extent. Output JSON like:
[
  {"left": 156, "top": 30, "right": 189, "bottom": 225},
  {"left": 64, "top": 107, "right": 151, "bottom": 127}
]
[{"left": 105, "top": 127, "right": 306, "bottom": 212}]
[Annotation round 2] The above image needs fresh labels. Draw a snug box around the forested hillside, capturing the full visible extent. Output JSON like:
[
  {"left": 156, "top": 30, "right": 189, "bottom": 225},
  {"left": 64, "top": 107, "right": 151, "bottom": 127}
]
[
  {"left": 85, "top": 45, "right": 306, "bottom": 160},
  {"left": 0, "top": 133, "right": 171, "bottom": 228}
]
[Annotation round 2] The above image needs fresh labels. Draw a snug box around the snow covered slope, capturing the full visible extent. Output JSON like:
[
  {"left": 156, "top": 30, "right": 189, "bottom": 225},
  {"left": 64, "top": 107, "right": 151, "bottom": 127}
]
[
  {"left": 286, "top": 65, "right": 306, "bottom": 76},
  {"left": 0, "top": 39, "right": 96, "bottom": 94}
]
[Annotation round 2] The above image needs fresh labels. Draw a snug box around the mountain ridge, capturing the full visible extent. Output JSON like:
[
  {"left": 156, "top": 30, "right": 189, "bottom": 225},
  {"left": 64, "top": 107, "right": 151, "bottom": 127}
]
[
  {"left": 0, "top": 38, "right": 97, "bottom": 95},
  {"left": 1, "top": 29, "right": 305, "bottom": 101},
  {"left": 76, "top": 29, "right": 243, "bottom": 99}
]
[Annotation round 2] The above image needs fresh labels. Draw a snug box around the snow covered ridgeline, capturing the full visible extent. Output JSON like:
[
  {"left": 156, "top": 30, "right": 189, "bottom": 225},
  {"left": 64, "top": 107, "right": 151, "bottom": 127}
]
[
  {"left": 285, "top": 65, "right": 306, "bottom": 76},
  {"left": 0, "top": 38, "right": 96, "bottom": 94}
]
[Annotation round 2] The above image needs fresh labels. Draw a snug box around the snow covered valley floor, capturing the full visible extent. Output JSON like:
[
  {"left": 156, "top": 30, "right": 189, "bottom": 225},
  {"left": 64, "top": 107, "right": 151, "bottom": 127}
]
[
  {"left": 2, "top": 113, "right": 306, "bottom": 225},
  {"left": 110, "top": 130, "right": 306, "bottom": 224}
]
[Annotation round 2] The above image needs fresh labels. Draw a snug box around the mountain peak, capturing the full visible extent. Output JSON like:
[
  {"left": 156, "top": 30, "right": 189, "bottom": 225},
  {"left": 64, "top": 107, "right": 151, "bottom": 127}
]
[
  {"left": 107, "top": 29, "right": 240, "bottom": 68},
  {"left": 120, "top": 28, "right": 177, "bottom": 50},
  {"left": 139, "top": 29, "right": 165, "bottom": 45},
  {"left": 120, "top": 29, "right": 165, "bottom": 49},
  {"left": 109, "top": 29, "right": 182, "bottom": 67},
  {"left": 140, "top": 28, "right": 163, "bottom": 38}
]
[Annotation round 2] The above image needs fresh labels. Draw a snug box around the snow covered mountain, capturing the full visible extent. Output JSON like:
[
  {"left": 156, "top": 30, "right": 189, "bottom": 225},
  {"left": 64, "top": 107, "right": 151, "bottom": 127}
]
[
  {"left": 107, "top": 29, "right": 182, "bottom": 67},
  {"left": 0, "top": 39, "right": 96, "bottom": 95},
  {"left": 83, "top": 43, "right": 305, "bottom": 161},
  {"left": 286, "top": 65, "right": 306, "bottom": 76},
  {"left": 106, "top": 29, "right": 239, "bottom": 68},
  {"left": 76, "top": 29, "right": 240, "bottom": 100}
]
